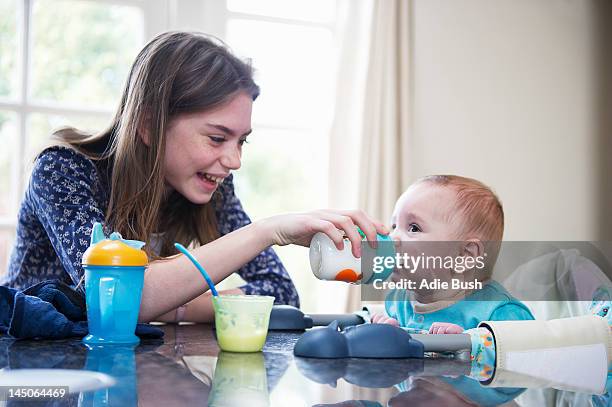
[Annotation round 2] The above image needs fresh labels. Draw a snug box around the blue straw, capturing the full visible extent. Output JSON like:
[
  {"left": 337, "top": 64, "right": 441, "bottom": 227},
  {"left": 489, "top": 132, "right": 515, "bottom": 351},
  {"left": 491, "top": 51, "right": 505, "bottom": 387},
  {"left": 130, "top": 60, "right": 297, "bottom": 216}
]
[{"left": 174, "top": 242, "right": 219, "bottom": 297}]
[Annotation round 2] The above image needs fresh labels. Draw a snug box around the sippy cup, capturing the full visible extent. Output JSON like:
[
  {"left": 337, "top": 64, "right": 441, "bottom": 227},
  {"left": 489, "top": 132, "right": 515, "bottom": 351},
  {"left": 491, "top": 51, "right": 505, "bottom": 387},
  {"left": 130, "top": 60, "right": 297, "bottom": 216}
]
[
  {"left": 82, "top": 222, "right": 148, "bottom": 345},
  {"left": 309, "top": 229, "right": 395, "bottom": 284}
]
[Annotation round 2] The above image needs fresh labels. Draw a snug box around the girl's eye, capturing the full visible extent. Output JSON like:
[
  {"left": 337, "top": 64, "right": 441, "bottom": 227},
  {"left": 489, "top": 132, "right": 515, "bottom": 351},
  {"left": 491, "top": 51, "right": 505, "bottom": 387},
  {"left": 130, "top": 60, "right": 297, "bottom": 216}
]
[
  {"left": 239, "top": 138, "right": 249, "bottom": 146},
  {"left": 408, "top": 223, "right": 421, "bottom": 233},
  {"left": 209, "top": 136, "right": 225, "bottom": 143}
]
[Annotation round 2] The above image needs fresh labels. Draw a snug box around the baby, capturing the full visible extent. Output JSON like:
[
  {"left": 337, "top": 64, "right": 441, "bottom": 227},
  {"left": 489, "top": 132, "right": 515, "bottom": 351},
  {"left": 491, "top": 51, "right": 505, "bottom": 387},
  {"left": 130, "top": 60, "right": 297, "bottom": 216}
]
[{"left": 372, "top": 175, "right": 534, "bottom": 333}]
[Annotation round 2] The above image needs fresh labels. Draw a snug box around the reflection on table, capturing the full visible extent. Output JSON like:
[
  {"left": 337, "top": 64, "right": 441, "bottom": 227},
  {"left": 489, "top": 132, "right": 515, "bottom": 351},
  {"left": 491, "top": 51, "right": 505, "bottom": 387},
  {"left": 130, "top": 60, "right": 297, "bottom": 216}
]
[{"left": 0, "top": 324, "right": 608, "bottom": 406}]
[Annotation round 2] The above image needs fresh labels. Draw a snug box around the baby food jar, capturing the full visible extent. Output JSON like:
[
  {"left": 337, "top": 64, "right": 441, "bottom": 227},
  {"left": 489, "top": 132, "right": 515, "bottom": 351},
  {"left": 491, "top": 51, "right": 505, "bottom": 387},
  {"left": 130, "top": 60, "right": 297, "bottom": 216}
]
[{"left": 212, "top": 295, "right": 275, "bottom": 353}]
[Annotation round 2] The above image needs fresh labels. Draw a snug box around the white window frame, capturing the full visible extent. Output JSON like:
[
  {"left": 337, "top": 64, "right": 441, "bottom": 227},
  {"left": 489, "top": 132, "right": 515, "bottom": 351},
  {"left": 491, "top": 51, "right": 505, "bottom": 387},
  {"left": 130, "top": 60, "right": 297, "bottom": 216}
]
[
  {"left": 0, "top": 0, "right": 170, "bottom": 229},
  {"left": 1, "top": 0, "right": 339, "bottom": 268},
  {"left": 0, "top": 0, "right": 171, "bottom": 269},
  {"left": 222, "top": 1, "right": 338, "bottom": 134}
]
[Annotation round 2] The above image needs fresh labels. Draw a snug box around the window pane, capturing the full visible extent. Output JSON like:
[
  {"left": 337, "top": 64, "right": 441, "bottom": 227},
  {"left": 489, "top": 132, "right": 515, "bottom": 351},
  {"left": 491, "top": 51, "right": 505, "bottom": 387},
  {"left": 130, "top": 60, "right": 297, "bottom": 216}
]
[
  {"left": 227, "top": 19, "right": 335, "bottom": 129},
  {"left": 0, "top": 0, "right": 19, "bottom": 99},
  {"left": 233, "top": 128, "right": 328, "bottom": 312},
  {"left": 233, "top": 128, "right": 328, "bottom": 219},
  {"left": 25, "top": 113, "right": 110, "bottom": 176},
  {"left": 0, "top": 229, "right": 16, "bottom": 277},
  {"left": 0, "top": 111, "right": 18, "bottom": 217},
  {"left": 30, "top": 0, "right": 144, "bottom": 108},
  {"left": 227, "top": 0, "right": 335, "bottom": 23}
]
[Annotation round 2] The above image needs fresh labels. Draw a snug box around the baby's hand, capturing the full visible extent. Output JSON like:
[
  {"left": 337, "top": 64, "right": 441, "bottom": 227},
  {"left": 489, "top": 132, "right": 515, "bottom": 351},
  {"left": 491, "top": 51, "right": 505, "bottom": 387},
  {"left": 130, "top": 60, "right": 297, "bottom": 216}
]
[
  {"left": 371, "top": 313, "right": 400, "bottom": 327},
  {"left": 428, "top": 322, "right": 464, "bottom": 334}
]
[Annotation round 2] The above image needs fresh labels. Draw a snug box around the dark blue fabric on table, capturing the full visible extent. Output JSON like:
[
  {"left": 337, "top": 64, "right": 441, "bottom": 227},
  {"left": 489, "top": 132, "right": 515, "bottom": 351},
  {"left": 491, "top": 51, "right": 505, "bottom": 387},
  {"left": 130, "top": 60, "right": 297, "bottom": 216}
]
[{"left": 0, "top": 280, "right": 163, "bottom": 340}]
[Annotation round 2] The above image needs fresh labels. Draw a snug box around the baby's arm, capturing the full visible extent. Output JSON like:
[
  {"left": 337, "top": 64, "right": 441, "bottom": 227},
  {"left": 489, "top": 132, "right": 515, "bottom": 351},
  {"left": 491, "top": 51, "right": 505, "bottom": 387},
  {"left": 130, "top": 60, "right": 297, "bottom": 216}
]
[
  {"left": 371, "top": 312, "right": 400, "bottom": 327},
  {"left": 429, "top": 301, "right": 533, "bottom": 335}
]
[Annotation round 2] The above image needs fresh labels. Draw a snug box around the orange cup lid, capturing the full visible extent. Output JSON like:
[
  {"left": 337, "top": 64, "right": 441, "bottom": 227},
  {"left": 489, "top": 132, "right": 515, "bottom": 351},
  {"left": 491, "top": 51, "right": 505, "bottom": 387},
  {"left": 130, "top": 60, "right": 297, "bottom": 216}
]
[{"left": 82, "top": 239, "right": 148, "bottom": 266}]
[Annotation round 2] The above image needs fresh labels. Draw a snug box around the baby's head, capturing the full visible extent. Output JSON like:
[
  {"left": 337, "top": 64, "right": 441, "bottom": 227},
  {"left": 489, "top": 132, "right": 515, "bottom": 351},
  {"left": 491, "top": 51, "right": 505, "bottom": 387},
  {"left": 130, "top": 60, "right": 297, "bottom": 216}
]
[
  {"left": 391, "top": 175, "right": 503, "bottom": 242},
  {"left": 390, "top": 175, "right": 504, "bottom": 276}
]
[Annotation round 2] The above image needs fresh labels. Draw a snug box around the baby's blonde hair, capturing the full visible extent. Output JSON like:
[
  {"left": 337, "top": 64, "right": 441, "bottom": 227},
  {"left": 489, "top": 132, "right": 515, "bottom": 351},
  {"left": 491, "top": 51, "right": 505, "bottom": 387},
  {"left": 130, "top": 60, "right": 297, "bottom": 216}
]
[{"left": 415, "top": 175, "right": 504, "bottom": 242}]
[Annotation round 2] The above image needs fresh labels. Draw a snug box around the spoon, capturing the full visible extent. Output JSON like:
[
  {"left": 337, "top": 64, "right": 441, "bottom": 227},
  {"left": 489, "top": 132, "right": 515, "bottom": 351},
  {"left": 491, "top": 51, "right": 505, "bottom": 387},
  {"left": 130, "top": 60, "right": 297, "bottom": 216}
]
[{"left": 174, "top": 242, "right": 219, "bottom": 297}]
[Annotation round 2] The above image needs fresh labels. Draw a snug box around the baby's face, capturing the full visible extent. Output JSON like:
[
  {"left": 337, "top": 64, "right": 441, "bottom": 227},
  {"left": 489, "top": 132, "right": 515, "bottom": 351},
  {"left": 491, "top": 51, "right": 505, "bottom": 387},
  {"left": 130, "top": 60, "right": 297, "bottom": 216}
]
[
  {"left": 390, "top": 183, "right": 461, "bottom": 242},
  {"left": 389, "top": 183, "right": 481, "bottom": 302}
]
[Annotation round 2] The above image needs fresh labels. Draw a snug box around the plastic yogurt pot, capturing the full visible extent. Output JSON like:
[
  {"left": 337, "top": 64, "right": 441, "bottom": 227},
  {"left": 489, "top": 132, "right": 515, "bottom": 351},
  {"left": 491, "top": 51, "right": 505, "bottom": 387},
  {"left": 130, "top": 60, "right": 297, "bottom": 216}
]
[{"left": 212, "top": 295, "right": 275, "bottom": 352}]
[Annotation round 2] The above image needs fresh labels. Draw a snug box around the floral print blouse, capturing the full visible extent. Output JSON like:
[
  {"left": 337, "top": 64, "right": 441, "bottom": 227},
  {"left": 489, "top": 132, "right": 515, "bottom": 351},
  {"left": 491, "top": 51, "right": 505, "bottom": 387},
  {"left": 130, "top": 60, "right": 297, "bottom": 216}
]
[{"left": 3, "top": 146, "right": 299, "bottom": 307}]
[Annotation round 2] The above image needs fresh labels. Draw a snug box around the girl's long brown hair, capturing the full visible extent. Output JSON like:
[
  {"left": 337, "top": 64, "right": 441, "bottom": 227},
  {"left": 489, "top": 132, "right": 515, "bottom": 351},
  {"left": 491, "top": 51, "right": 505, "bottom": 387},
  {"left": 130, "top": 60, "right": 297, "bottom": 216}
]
[{"left": 53, "top": 31, "right": 259, "bottom": 258}]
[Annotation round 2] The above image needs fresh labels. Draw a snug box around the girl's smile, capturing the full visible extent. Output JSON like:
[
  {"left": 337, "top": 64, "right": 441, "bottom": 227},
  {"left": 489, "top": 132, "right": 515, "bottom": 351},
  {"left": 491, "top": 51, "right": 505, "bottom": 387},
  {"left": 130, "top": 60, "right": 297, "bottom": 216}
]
[{"left": 196, "top": 171, "right": 227, "bottom": 192}]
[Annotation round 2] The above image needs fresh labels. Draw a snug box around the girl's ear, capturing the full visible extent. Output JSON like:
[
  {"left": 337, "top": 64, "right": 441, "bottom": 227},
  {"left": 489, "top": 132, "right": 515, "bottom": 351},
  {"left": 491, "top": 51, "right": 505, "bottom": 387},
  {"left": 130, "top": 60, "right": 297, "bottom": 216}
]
[
  {"left": 139, "top": 128, "right": 151, "bottom": 146},
  {"left": 138, "top": 114, "right": 151, "bottom": 146}
]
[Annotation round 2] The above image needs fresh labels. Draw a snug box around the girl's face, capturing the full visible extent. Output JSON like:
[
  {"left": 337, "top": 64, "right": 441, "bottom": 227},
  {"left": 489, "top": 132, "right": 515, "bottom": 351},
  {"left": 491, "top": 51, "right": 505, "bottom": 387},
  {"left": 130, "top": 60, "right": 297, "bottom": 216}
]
[{"left": 163, "top": 92, "right": 253, "bottom": 204}]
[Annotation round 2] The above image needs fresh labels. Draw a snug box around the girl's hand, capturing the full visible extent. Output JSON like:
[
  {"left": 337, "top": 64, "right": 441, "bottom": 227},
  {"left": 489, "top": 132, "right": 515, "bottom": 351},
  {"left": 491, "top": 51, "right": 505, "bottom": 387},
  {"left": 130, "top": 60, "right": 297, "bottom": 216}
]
[
  {"left": 260, "top": 209, "right": 388, "bottom": 258},
  {"left": 371, "top": 312, "right": 400, "bottom": 327},
  {"left": 428, "top": 322, "right": 464, "bottom": 334}
]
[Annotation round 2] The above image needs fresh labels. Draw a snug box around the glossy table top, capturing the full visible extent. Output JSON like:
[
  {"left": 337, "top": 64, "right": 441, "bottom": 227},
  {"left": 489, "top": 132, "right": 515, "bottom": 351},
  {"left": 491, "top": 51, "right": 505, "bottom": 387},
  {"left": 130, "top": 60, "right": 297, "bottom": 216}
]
[{"left": 0, "top": 324, "right": 607, "bottom": 406}]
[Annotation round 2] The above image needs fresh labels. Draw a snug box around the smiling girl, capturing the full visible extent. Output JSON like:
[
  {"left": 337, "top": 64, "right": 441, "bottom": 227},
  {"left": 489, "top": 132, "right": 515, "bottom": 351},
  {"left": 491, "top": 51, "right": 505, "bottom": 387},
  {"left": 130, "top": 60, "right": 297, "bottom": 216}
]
[{"left": 4, "top": 31, "right": 387, "bottom": 322}]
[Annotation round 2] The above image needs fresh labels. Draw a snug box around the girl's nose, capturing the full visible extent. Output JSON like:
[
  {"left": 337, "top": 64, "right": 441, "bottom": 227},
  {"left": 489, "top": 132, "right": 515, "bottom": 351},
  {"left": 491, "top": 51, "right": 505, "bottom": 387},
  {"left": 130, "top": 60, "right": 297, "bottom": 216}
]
[{"left": 220, "top": 145, "right": 241, "bottom": 170}]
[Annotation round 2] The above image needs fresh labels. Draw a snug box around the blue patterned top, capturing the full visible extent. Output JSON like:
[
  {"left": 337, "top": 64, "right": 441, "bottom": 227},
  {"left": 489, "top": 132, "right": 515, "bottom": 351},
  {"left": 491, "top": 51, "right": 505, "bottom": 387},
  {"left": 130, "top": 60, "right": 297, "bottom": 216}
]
[{"left": 3, "top": 146, "right": 300, "bottom": 307}]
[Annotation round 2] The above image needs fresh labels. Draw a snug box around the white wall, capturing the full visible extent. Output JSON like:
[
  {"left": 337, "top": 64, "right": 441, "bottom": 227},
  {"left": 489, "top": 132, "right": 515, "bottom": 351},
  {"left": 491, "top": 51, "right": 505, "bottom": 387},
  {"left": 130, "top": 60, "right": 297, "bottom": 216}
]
[{"left": 409, "top": 0, "right": 612, "bottom": 241}]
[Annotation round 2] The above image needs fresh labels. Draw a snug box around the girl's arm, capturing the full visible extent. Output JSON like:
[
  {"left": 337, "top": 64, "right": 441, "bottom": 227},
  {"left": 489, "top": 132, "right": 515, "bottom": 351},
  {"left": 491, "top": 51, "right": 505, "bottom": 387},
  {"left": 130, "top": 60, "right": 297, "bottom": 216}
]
[
  {"left": 153, "top": 288, "right": 243, "bottom": 323},
  {"left": 28, "top": 148, "right": 387, "bottom": 322},
  {"left": 139, "top": 220, "right": 272, "bottom": 322},
  {"left": 216, "top": 175, "right": 299, "bottom": 308},
  {"left": 27, "top": 148, "right": 278, "bottom": 322},
  {"left": 148, "top": 175, "right": 297, "bottom": 323},
  {"left": 140, "top": 209, "right": 388, "bottom": 322}
]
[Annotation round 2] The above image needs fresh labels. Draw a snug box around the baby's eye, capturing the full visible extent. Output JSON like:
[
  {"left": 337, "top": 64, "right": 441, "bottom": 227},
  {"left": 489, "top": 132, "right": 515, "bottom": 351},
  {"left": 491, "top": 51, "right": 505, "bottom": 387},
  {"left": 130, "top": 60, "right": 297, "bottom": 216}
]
[
  {"left": 391, "top": 223, "right": 397, "bottom": 230},
  {"left": 408, "top": 223, "right": 421, "bottom": 233}
]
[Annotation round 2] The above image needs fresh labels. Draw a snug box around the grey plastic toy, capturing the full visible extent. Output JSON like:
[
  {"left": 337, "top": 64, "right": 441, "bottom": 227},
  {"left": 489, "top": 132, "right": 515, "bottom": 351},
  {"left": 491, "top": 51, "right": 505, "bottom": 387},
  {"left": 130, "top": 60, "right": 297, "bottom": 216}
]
[
  {"left": 268, "top": 305, "right": 365, "bottom": 330},
  {"left": 293, "top": 321, "right": 425, "bottom": 359},
  {"left": 268, "top": 305, "right": 314, "bottom": 330}
]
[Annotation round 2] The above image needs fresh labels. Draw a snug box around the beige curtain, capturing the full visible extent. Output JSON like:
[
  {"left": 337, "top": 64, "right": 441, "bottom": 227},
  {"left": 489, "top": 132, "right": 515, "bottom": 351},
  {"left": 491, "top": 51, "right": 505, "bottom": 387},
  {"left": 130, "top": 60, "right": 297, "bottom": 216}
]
[
  {"left": 345, "top": 0, "right": 412, "bottom": 314},
  {"left": 328, "top": 0, "right": 374, "bottom": 211},
  {"left": 324, "top": 0, "right": 374, "bottom": 314},
  {"left": 359, "top": 0, "right": 411, "bottom": 222},
  {"left": 335, "top": 2, "right": 412, "bottom": 403}
]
